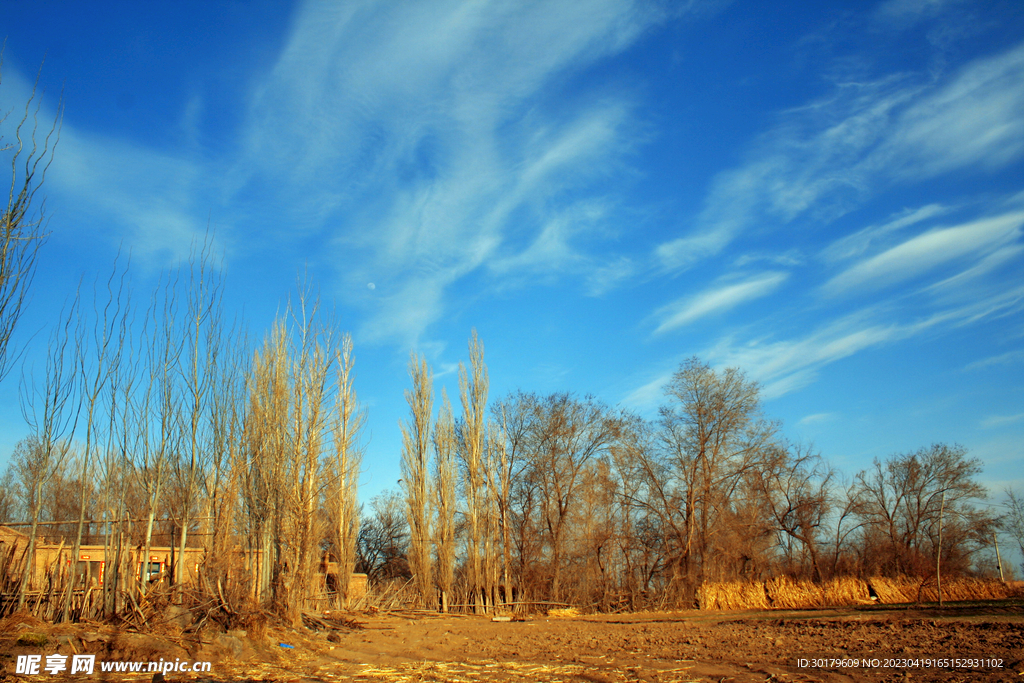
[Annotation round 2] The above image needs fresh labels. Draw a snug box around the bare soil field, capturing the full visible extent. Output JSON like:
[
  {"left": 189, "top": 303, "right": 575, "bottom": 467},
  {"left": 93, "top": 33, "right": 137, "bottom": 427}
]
[{"left": 3, "top": 601, "right": 1023, "bottom": 683}]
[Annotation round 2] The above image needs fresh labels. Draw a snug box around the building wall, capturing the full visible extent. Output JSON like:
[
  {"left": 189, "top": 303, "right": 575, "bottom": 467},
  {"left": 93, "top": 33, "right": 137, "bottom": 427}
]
[
  {"left": 27, "top": 543, "right": 206, "bottom": 590},
  {"left": 2, "top": 529, "right": 365, "bottom": 601}
]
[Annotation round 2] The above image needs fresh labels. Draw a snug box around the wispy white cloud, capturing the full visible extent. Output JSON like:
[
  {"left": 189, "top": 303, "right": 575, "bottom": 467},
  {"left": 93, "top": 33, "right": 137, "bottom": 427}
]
[
  {"left": 654, "top": 78, "right": 919, "bottom": 272},
  {"left": 489, "top": 200, "right": 609, "bottom": 278},
  {"left": 819, "top": 203, "right": 950, "bottom": 263},
  {"left": 652, "top": 40, "right": 1024, "bottom": 271},
  {"left": 655, "top": 156, "right": 790, "bottom": 271},
  {"left": 622, "top": 371, "right": 672, "bottom": 412},
  {"left": 733, "top": 250, "right": 804, "bottom": 268},
  {"left": 923, "top": 243, "right": 1024, "bottom": 299},
  {"left": 700, "top": 282, "right": 1024, "bottom": 398},
  {"left": 706, "top": 314, "right": 903, "bottom": 399},
  {"left": 822, "top": 211, "right": 1024, "bottom": 297},
  {"left": 234, "top": 0, "right": 675, "bottom": 346},
  {"left": 969, "top": 434, "right": 1024, "bottom": 479},
  {"left": 653, "top": 271, "right": 788, "bottom": 334},
  {"left": 360, "top": 276, "right": 451, "bottom": 347},
  {"left": 873, "top": 0, "right": 967, "bottom": 26},
  {"left": 798, "top": 412, "right": 837, "bottom": 425},
  {"left": 965, "top": 349, "right": 1024, "bottom": 371},
  {"left": 981, "top": 413, "right": 1024, "bottom": 429},
  {"left": 586, "top": 256, "right": 637, "bottom": 296},
  {"left": 631, "top": 231, "right": 1024, "bottom": 405},
  {"left": 5, "top": 0, "right": 681, "bottom": 347},
  {"left": 53, "top": 130, "right": 215, "bottom": 266},
  {"left": 527, "top": 362, "right": 574, "bottom": 389},
  {"left": 0, "top": 66, "right": 215, "bottom": 267},
  {"left": 433, "top": 362, "right": 460, "bottom": 381},
  {"left": 878, "top": 42, "right": 1024, "bottom": 177}
]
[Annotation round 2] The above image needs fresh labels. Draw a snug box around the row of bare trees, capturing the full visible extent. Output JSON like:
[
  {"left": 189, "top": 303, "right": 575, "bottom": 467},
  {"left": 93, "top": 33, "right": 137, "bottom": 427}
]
[
  {"left": 0, "top": 245, "right": 367, "bottom": 622},
  {"left": 0, "top": 305, "right": 1008, "bottom": 617},
  {"left": 3, "top": 66, "right": 370, "bottom": 620},
  {"left": 381, "top": 351, "right": 1005, "bottom": 612},
  {"left": 0, "top": 215, "right": 1009, "bottom": 617}
]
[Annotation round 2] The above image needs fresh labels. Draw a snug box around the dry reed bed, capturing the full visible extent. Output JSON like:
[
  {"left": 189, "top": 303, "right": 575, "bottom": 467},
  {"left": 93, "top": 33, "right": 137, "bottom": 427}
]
[
  {"left": 867, "top": 575, "right": 1016, "bottom": 603},
  {"left": 697, "top": 576, "right": 1017, "bottom": 610}
]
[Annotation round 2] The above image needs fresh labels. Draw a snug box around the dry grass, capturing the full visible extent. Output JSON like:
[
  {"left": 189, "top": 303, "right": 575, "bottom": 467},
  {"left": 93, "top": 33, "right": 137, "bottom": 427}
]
[
  {"left": 822, "top": 576, "right": 872, "bottom": 605},
  {"left": 934, "top": 577, "right": 1012, "bottom": 601},
  {"left": 546, "top": 606, "right": 580, "bottom": 618},
  {"left": 765, "top": 576, "right": 822, "bottom": 609},
  {"left": 864, "top": 576, "right": 911, "bottom": 604},
  {"left": 0, "top": 610, "right": 48, "bottom": 633},
  {"left": 867, "top": 576, "right": 1017, "bottom": 603},
  {"left": 697, "top": 580, "right": 769, "bottom": 610},
  {"left": 697, "top": 575, "right": 1016, "bottom": 610}
]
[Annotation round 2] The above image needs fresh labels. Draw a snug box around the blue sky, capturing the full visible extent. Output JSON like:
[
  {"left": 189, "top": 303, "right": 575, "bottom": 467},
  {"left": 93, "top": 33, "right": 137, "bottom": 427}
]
[{"left": 1, "top": 0, "right": 1023, "bottom": 536}]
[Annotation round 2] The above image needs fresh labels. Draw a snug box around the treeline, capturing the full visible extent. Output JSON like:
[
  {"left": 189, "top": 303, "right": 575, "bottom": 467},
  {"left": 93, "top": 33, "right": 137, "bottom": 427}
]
[
  {"left": 0, "top": 250, "right": 363, "bottom": 624},
  {"left": 364, "top": 346, "right": 1006, "bottom": 612},
  {"left": 0, "top": 287, "right": 1010, "bottom": 618}
]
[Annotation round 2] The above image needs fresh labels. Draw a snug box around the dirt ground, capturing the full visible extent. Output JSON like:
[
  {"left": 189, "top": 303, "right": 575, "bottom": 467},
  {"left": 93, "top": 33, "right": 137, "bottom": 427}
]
[{"left": 3, "top": 602, "right": 1023, "bottom": 683}]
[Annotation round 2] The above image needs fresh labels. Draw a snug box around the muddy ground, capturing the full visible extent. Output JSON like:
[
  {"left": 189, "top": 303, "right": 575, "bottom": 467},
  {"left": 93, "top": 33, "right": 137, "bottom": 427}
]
[{"left": 3, "top": 602, "right": 1023, "bottom": 683}]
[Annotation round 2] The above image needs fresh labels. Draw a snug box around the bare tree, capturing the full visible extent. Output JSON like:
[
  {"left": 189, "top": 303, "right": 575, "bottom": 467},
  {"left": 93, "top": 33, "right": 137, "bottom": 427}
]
[
  {"left": 287, "top": 293, "right": 334, "bottom": 625},
  {"left": 1004, "top": 487, "right": 1024, "bottom": 577},
  {"left": 458, "top": 330, "right": 488, "bottom": 612},
  {"left": 528, "top": 393, "right": 621, "bottom": 602},
  {"left": 171, "top": 243, "right": 223, "bottom": 596},
  {"left": 0, "top": 57, "right": 65, "bottom": 612},
  {"left": 491, "top": 393, "right": 533, "bottom": 607},
  {"left": 16, "top": 297, "right": 82, "bottom": 609},
  {"left": 238, "top": 292, "right": 338, "bottom": 622},
  {"left": 649, "top": 358, "right": 776, "bottom": 600},
  {"left": 241, "top": 321, "right": 290, "bottom": 606},
  {"left": 433, "top": 389, "right": 457, "bottom": 611},
  {"left": 755, "top": 443, "right": 833, "bottom": 581},
  {"left": 0, "top": 466, "right": 17, "bottom": 522},
  {"left": 854, "top": 444, "right": 996, "bottom": 577},
  {"left": 357, "top": 490, "right": 410, "bottom": 583},
  {"left": 0, "top": 58, "right": 62, "bottom": 381},
  {"left": 608, "top": 414, "right": 664, "bottom": 609},
  {"left": 133, "top": 273, "right": 182, "bottom": 599},
  {"left": 400, "top": 352, "right": 434, "bottom": 608},
  {"left": 571, "top": 455, "right": 621, "bottom": 607},
  {"left": 327, "top": 334, "right": 364, "bottom": 608},
  {"left": 201, "top": 321, "right": 248, "bottom": 600},
  {"left": 508, "top": 446, "right": 544, "bottom": 605},
  {"left": 826, "top": 475, "right": 867, "bottom": 579},
  {"left": 63, "top": 262, "right": 131, "bottom": 618}
]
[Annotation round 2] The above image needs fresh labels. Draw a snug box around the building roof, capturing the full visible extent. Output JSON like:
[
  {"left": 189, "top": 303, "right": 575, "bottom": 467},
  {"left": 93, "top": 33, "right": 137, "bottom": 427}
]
[{"left": 0, "top": 525, "right": 29, "bottom": 542}]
